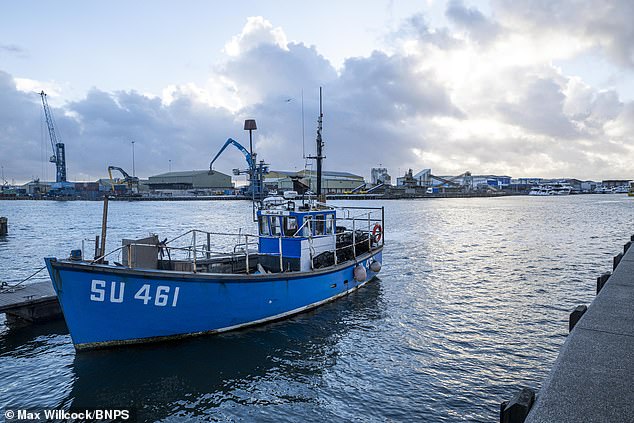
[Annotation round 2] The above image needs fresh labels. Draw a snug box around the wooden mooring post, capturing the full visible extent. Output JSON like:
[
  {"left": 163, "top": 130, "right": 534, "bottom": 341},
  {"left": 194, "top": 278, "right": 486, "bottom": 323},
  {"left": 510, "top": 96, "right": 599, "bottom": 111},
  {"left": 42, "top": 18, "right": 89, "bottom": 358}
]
[{"left": 0, "top": 216, "right": 7, "bottom": 236}]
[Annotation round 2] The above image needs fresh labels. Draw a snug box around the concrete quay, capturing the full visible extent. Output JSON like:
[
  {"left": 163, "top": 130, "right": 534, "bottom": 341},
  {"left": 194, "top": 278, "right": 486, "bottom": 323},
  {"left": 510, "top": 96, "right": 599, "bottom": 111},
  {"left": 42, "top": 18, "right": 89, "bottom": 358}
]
[{"left": 519, "top": 237, "right": 634, "bottom": 422}]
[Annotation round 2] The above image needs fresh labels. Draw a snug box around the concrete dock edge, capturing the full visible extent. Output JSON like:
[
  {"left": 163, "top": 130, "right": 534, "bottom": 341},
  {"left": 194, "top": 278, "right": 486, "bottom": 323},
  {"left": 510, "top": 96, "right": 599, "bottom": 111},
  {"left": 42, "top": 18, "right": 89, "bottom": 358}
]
[{"left": 523, "top": 237, "right": 634, "bottom": 423}]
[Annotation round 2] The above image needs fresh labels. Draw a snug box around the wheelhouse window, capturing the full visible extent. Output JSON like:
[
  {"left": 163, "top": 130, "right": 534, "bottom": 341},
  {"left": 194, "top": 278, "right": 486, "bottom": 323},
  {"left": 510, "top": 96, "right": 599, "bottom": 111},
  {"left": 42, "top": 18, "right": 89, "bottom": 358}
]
[
  {"left": 271, "top": 216, "right": 282, "bottom": 236},
  {"left": 315, "top": 214, "right": 325, "bottom": 235},
  {"left": 284, "top": 216, "right": 298, "bottom": 236},
  {"left": 259, "top": 215, "right": 270, "bottom": 235},
  {"left": 302, "top": 216, "right": 313, "bottom": 237},
  {"left": 326, "top": 214, "right": 334, "bottom": 234}
]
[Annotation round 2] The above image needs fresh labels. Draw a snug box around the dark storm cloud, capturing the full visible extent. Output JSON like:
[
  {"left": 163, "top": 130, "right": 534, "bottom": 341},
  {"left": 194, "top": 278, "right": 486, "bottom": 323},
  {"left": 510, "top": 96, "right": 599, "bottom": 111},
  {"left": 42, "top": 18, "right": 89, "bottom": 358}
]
[
  {"left": 0, "top": 73, "right": 239, "bottom": 182},
  {"left": 64, "top": 89, "right": 238, "bottom": 179},
  {"left": 492, "top": 0, "right": 634, "bottom": 68},
  {"left": 445, "top": 0, "right": 501, "bottom": 44},
  {"left": 0, "top": 70, "right": 62, "bottom": 182},
  {"left": 219, "top": 37, "right": 463, "bottom": 177}
]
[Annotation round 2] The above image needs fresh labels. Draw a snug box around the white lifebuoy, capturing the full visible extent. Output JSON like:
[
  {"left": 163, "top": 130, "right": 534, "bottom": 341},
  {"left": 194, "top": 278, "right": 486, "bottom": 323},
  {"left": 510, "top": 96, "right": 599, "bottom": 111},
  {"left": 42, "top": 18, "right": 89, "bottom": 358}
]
[{"left": 372, "top": 223, "right": 382, "bottom": 242}]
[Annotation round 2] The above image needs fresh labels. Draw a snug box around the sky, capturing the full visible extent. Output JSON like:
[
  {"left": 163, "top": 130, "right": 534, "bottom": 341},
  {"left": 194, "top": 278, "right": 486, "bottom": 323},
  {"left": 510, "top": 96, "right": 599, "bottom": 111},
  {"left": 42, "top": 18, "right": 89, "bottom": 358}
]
[{"left": 1, "top": 0, "right": 634, "bottom": 184}]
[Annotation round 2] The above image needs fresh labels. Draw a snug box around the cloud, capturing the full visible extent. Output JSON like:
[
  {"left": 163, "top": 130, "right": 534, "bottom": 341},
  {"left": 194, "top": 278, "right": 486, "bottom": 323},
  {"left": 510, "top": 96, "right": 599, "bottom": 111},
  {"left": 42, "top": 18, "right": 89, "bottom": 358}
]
[
  {"left": 0, "top": 44, "right": 26, "bottom": 57},
  {"left": 496, "top": 75, "right": 579, "bottom": 138},
  {"left": 0, "top": 71, "right": 58, "bottom": 182},
  {"left": 63, "top": 89, "right": 238, "bottom": 181},
  {"left": 224, "top": 16, "right": 288, "bottom": 57},
  {"left": 492, "top": 0, "right": 634, "bottom": 68},
  {"left": 0, "top": 73, "right": 240, "bottom": 183},
  {"left": 221, "top": 42, "right": 338, "bottom": 105},
  {"left": 397, "top": 13, "right": 463, "bottom": 50},
  {"left": 1, "top": 12, "right": 634, "bottom": 184},
  {"left": 446, "top": 0, "right": 501, "bottom": 45}
]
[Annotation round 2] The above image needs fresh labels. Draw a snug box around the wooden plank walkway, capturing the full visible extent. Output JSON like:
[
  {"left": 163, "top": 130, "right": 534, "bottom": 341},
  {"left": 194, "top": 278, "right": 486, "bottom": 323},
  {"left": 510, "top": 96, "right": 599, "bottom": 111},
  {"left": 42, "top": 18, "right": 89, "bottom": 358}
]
[{"left": 0, "top": 281, "right": 58, "bottom": 314}]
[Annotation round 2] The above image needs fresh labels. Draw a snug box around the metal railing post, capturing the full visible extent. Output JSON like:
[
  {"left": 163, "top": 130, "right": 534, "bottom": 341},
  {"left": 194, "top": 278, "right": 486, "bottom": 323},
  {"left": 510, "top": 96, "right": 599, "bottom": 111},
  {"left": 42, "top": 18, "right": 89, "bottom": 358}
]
[
  {"left": 127, "top": 244, "right": 132, "bottom": 268},
  {"left": 352, "top": 219, "right": 356, "bottom": 258},
  {"left": 382, "top": 206, "right": 385, "bottom": 246},
  {"left": 334, "top": 237, "right": 338, "bottom": 266},
  {"left": 206, "top": 232, "right": 211, "bottom": 260},
  {"left": 309, "top": 235, "right": 315, "bottom": 270},
  {"left": 279, "top": 235, "right": 284, "bottom": 272},
  {"left": 192, "top": 231, "right": 197, "bottom": 273},
  {"left": 245, "top": 235, "right": 250, "bottom": 274},
  {"left": 367, "top": 212, "right": 371, "bottom": 249}
]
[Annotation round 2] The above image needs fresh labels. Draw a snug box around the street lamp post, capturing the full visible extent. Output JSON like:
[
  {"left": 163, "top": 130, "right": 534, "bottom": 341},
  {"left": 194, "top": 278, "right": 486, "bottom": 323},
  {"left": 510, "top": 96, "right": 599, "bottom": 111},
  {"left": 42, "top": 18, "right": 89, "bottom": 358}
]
[
  {"left": 244, "top": 119, "right": 257, "bottom": 220},
  {"left": 169, "top": 160, "right": 172, "bottom": 172}
]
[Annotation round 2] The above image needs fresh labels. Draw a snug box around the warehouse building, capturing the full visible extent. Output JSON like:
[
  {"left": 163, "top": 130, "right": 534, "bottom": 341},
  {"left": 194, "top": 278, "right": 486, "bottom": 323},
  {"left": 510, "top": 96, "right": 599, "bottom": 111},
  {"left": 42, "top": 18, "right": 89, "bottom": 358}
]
[
  {"left": 146, "top": 170, "right": 233, "bottom": 194},
  {"left": 264, "top": 170, "right": 365, "bottom": 194}
]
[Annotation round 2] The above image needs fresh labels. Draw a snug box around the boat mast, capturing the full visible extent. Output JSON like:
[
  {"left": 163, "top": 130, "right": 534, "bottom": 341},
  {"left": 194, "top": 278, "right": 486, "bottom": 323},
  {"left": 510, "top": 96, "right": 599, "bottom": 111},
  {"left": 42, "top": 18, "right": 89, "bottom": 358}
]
[{"left": 308, "top": 87, "right": 325, "bottom": 200}]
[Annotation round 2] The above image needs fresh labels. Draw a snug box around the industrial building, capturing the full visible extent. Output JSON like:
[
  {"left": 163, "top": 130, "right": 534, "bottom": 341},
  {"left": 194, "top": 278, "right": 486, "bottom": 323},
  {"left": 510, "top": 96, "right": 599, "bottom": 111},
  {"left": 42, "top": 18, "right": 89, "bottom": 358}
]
[
  {"left": 20, "top": 180, "right": 53, "bottom": 195},
  {"left": 264, "top": 170, "right": 365, "bottom": 194},
  {"left": 396, "top": 169, "right": 510, "bottom": 190},
  {"left": 371, "top": 168, "right": 392, "bottom": 185},
  {"left": 396, "top": 169, "right": 432, "bottom": 187},
  {"left": 146, "top": 170, "right": 233, "bottom": 194},
  {"left": 602, "top": 179, "right": 632, "bottom": 189}
]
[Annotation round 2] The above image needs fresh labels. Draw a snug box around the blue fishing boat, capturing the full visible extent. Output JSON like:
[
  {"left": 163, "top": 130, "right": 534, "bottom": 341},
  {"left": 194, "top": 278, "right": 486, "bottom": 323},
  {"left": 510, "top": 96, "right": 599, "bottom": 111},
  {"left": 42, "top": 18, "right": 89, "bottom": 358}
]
[{"left": 44, "top": 91, "right": 385, "bottom": 350}]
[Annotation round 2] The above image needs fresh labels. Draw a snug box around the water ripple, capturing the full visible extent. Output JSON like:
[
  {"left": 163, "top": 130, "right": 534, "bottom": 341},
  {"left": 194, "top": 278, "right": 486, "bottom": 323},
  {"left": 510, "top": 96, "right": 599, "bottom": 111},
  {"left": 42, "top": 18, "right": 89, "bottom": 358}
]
[{"left": 0, "top": 196, "right": 632, "bottom": 421}]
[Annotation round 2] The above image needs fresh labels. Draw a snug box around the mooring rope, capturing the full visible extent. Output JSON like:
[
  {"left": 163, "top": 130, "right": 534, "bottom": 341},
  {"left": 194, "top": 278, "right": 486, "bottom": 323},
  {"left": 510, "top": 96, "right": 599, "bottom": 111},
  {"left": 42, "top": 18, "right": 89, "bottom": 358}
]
[{"left": 0, "top": 266, "right": 47, "bottom": 294}]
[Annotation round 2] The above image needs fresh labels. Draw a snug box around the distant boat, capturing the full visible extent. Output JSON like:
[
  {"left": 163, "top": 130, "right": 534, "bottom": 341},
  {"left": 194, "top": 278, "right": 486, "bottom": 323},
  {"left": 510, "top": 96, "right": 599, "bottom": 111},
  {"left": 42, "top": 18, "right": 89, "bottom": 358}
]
[
  {"left": 614, "top": 185, "right": 629, "bottom": 194},
  {"left": 528, "top": 183, "right": 571, "bottom": 196}
]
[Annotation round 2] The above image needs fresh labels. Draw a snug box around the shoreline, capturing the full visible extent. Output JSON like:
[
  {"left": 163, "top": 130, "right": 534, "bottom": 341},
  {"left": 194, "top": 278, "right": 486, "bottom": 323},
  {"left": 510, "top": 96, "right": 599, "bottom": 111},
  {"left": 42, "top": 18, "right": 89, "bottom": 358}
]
[{"left": 0, "top": 192, "right": 519, "bottom": 201}]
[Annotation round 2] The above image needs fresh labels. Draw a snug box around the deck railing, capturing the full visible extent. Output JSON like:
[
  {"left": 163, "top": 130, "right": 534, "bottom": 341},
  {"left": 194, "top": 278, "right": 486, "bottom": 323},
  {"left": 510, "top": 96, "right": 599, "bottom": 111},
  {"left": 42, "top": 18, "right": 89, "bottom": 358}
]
[{"left": 88, "top": 206, "right": 384, "bottom": 274}]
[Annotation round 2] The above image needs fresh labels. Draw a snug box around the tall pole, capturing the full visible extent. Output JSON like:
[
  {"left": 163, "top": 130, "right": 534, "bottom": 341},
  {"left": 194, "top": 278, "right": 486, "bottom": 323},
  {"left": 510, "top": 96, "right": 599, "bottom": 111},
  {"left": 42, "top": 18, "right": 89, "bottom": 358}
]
[
  {"left": 244, "top": 119, "right": 258, "bottom": 221},
  {"left": 249, "top": 129, "right": 255, "bottom": 219},
  {"left": 131, "top": 141, "right": 136, "bottom": 177},
  {"left": 169, "top": 159, "right": 172, "bottom": 172},
  {"left": 316, "top": 87, "right": 324, "bottom": 198},
  {"left": 99, "top": 195, "right": 109, "bottom": 263}
]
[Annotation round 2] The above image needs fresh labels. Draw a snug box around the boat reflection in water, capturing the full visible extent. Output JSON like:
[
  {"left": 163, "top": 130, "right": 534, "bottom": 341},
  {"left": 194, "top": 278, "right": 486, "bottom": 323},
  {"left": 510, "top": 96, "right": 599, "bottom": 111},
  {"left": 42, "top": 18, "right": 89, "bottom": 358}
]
[{"left": 63, "top": 281, "right": 384, "bottom": 421}]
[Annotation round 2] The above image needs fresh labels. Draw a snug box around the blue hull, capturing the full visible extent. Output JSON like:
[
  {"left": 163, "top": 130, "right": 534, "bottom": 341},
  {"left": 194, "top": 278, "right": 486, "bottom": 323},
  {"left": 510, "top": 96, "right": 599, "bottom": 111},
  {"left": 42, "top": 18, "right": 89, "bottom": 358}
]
[{"left": 45, "top": 250, "right": 382, "bottom": 350}]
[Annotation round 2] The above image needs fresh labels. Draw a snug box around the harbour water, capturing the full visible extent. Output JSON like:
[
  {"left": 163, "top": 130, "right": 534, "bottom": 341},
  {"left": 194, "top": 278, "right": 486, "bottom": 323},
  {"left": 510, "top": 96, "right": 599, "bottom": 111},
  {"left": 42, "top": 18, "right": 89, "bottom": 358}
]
[{"left": 0, "top": 196, "right": 632, "bottom": 421}]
